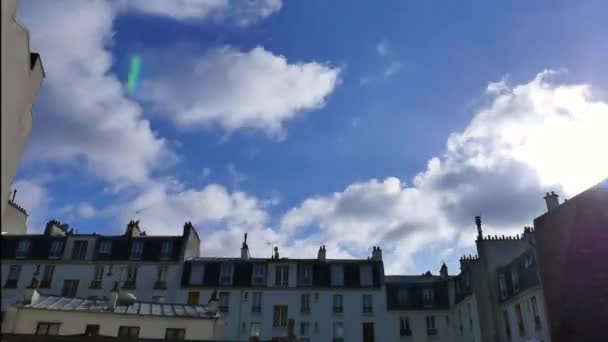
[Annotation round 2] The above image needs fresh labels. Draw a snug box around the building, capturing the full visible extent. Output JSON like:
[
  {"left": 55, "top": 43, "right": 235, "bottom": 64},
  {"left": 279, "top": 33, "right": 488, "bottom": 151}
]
[
  {"left": 179, "top": 241, "right": 388, "bottom": 342},
  {"left": 1, "top": 0, "right": 45, "bottom": 224},
  {"left": 1, "top": 220, "right": 200, "bottom": 313},
  {"left": 533, "top": 180, "right": 608, "bottom": 342},
  {"left": 1, "top": 279, "right": 225, "bottom": 341}
]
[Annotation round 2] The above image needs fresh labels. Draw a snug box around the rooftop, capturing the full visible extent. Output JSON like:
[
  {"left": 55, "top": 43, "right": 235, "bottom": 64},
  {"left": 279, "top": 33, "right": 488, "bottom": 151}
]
[{"left": 23, "top": 296, "right": 221, "bottom": 319}]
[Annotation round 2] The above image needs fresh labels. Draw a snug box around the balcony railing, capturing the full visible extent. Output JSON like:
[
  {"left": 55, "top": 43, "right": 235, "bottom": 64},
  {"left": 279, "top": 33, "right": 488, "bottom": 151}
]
[
  {"left": 153, "top": 281, "right": 167, "bottom": 290},
  {"left": 427, "top": 328, "right": 438, "bottom": 336},
  {"left": 89, "top": 280, "right": 102, "bottom": 289},
  {"left": 333, "top": 306, "right": 343, "bottom": 314}
]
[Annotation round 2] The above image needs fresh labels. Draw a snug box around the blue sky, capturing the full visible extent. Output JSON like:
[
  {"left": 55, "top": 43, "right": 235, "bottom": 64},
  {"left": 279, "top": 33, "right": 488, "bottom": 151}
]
[{"left": 14, "top": 0, "right": 608, "bottom": 274}]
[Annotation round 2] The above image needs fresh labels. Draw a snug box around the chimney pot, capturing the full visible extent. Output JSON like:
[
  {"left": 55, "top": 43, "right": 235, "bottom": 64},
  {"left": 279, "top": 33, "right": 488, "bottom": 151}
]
[{"left": 544, "top": 191, "right": 560, "bottom": 211}]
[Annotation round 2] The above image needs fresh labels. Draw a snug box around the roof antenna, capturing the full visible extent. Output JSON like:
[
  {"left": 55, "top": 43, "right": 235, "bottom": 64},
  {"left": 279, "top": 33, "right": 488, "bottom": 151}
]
[{"left": 11, "top": 189, "right": 17, "bottom": 202}]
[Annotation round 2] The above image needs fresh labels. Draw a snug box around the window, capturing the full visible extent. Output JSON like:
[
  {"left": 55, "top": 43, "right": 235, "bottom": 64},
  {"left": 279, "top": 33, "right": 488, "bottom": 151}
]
[
  {"left": 333, "top": 294, "right": 343, "bottom": 313},
  {"left": 160, "top": 241, "right": 173, "bottom": 259},
  {"left": 397, "top": 287, "right": 408, "bottom": 305},
  {"left": 16, "top": 240, "right": 31, "bottom": 258},
  {"left": 155, "top": 266, "right": 168, "bottom": 288},
  {"left": 250, "top": 322, "right": 261, "bottom": 337},
  {"left": 4, "top": 265, "right": 21, "bottom": 288},
  {"left": 62, "top": 280, "right": 79, "bottom": 297},
  {"left": 301, "top": 293, "right": 310, "bottom": 313},
  {"left": 515, "top": 303, "right": 525, "bottom": 335},
  {"left": 459, "top": 309, "right": 463, "bottom": 335},
  {"left": 49, "top": 240, "right": 64, "bottom": 258},
  {"left": 36, "top": 322, "right": 60, "bottom": 335},
  {"left": 464, "top": 271, "right": 470, "bottom": 288},
  {"left": 124, "top": 266, "right": 138, "bottom": 288},
  {"left": 85, "top": 324, "right": 100, "bottom": 336},
  {"left": 426, "top": 316, "right": 437, "bottom": 336},
  {"left": 165, "top": 328, "right": 185, "bottom": 340},
  {"left": 219, "top": 292, "right": 230, "bottom": 312},
  {"left": 252, "top": 292, "right": 262, "bottom": 313},
  {"left": 275, "top": 265, "right": 289, "bottom": 287},
  {"left": 273, "top": 305, "right": 288, "bottom": 327},
  {"left": 400, "top": 317, "right": 412, "bottom": 336},
  {"left": 300, "top": 264, "right": 313, "bottom": 286},
  {"left": 187, "top": 291, "right": 199, "bottom": 305},
  {"left": 130, "top": 240, "right": 143, "bottom": 259},
  {"left": 300, "top": 322, "right": 310, "bottom": 341},
  {"left": 189, "top": 264, "right": 204, "bottom": 285},
  {"left": 331, "top": 264, "right": 344, "bottom": 287},
  {"left": 90, "top": 266, "right": 103, "bottom": 288},
  {"left": 503, "top": 310, "right": 511, "bottom": 339},
  {"left": 72, "top": 240, "right": 88, "bottom": 260},
  {"left": 333, "top": 321, "right": 344, "bottom": 342},
  {"left": 525, "top": 254, "right": 535, "bottom": 268},
  {"left": 153, "top": 296, "right": 166, "bottom": 303},
  {"left": 118, "top": 326, "right": 140, "bottom": 338},
  {"left": 423, "top": 288, "right": 435, "bottom": 306},
  {"left": 362, "top": 294, "right": 373, "bottom": 313},
  {"left": 220, "top": 263, "right": 233, "bottom": 284},
  {"left": 253, "top": 264, "right": 266, "bottom": 285},
  {"left": 360, "top": 265, "right": 373, "bottom": 287},
  {"left": 499, "top": 274, "right": 508, "bottom": 299},
  {"left": 314, "top": 322, "right": 319, "bottom": 334},
  {"left": 40, "top": 265, "right": 55, "bottom": 288},
  {"left": 511, "top": 268, "right": 520, "bottom": 293},
  {"left": 98, "top": 240, "right": 112, "bottom": 255},
  {"left": 531, "top": 296, "right": 541, "bottom": 329}
]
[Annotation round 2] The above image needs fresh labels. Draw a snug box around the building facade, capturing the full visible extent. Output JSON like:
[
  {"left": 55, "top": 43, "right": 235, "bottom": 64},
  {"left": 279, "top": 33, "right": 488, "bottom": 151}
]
[{"left": 1, "top": 0, "right": 45, "bottom": 223}]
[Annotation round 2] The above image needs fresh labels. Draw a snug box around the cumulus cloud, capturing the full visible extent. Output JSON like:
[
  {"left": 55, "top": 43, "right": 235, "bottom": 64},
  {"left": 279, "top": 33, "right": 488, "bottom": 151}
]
[
  {"left": 18, "top": 0, "right": 173, "bottom": 185},
  {"left": 279, "top": 71, "right": 608, "bottom": 273},
  {"left": 360, "top": 39, "right": 403, "bottom": 86},
  {"left": 139, "top": 46, "right": 341, "bottom": 138},
  {"left": 121, "top": 0, "right": 282, "bottom": 25}
]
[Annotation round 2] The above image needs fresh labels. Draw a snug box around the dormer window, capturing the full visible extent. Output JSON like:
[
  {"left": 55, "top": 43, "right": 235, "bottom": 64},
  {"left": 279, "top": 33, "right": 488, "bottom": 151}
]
[
  {"left": 252, "top": 264, "right": 266, "bottom": 286},
  {"left": 525, "top": 254, "right": 535, "bottom": 268},
  {"left": 160, "top": 241, "right": 173, "bottom": 259},
  {"left": 499, "top": 273, "right": 508, "bottom": 299},
  {"left": 130, "top": 240, "right": 143, "bottom": 260},
  {"left": 331, "top": 264, "right": 344, "bottom": 287},
  {"left": 397, "top": 287, "right": 408, "bottom": 305},
  {"left": 98, "top": 240, "right": 112, "bottom": 255},
  {"left": 48, "top": 240, "right": 64, "bottom": 258},
  {"left": 220, "top": 263, "right": 233, "bottom": 285},
  {"left": 300, "top": 264, "right": 312, "bottom": 286},
  {"left": 16, "top": 240, "right": 31, "bottom": 258},
  {"left": 360, "top": 265, "right": 373, "bottom": 287},
  {"left": 423, "top": 288, "right": 434, "bottom": 307}
]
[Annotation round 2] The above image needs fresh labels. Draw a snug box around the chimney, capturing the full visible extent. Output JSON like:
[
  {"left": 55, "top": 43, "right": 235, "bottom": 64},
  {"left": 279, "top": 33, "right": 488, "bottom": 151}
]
[
  {"left": 544, "top": 192, "right": 559, "bottom": 212},
  {"left": 273, "top": 246, "right": 279, "bottom": 260},
  {"left": 125, "top": 220, "right": 143, "bottom": 237},
  {"left": 372, "top": 246, "right": 382, "bottom": 261},
  {"left": 109, "top": 281, "right": 120, "bottom": 309},
  {"left": 241, "top": 233, "right": 250, "bottom": 260},
  {"left": 23, "top": 277, "right": 40, "bottom": 305},
  {"left": 317, "top": 245, "right": 326, "bottom": 261},
  {"left": 440, "top": 263, "right": 448, "bottom": 279},
  {"left": 474, "top": 216, "right": 482, "bottom": 240}
]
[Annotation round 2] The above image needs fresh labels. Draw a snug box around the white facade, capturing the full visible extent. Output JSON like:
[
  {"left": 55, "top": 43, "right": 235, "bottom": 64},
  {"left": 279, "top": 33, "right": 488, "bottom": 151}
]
[
  {"left": 498, "top": 286, "right": 550, "bottom": 342},
  {"left": 1, "top": 0, "right": 44, "bottom": 222},
  {"left": 1, "top": 203, "right": 28, "bottom": 236}
]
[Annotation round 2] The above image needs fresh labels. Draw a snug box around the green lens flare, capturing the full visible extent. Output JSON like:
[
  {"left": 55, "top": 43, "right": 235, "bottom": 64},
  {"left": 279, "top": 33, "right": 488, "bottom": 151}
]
[{"left": 127, "top": 56, "right": 141, "bottom": 92}]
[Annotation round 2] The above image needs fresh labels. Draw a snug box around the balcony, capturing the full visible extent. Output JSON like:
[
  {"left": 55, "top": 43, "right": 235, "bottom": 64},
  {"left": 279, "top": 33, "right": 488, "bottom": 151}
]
[
  {"left": 252, "top": 305, "right": 262, "bottom": 313},
  {"left": 333, "top": 306, "right": 343, "bottom": 314},
  {"left": 89, "top": 280, "right": 102, "bottom": 289},
  {"left": 153, "top": 281, "right": 167, "bottom": 290},
  {"left": 400, "top": 329, "right": 412, "bottom": 337},
  {"left": 300, "top": 307, "right": 310, "bottom": 314},
  {"left": 427, "top": 328, "right": 437, "bottom": 336}
]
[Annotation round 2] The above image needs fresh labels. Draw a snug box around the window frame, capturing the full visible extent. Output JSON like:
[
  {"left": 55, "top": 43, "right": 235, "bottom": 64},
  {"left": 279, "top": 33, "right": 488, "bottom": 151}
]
[
  {"left": 61, "top": 279, "right": 79, "bottom": 297},
  {"left": 360, "top": 264, "right": 373, "bottom": 287},
  {"left": 165, "top": 328, "right": 186, "bottom": 340},
  {"left": 49, "top": 240, "right": 64, "bottom": 258},
  {"left": 273, "top": 305, "right": 288, "bottom": 327},
  {"left": 40, "top": 265, "right": 55, "bottom": 288},
  {"left": 252, "top": 292, "right": 262, "bottom": 313},
  {"left": 118, "top": 326, "right": 140, "bottom": 338},
  {"left": 332, "top": 321, "right": 344, "bottom": 342},
  {"left": 301, "top": 293, "right": 311, "bottom": 313},
  {"left": 331, "top": 264, "right": 344, "bottom": 287},
  {"left": 362, "top": 294, "right": 373, "bottom": 313},
  {"left": 129, "top": 240, "right": 144, "bottom": 260},
  {"left": 16, "top": 239, "right": 31, "bottom": 258},
  {"left": 219, "top": 291, "right": 230, "bottom": 312},
  {"left": 98, "top": 240, "right": 112, "bottom": 255},
  {"left": 72, "top": 240, "right": 88, "bottom": 260},
  {"left": 160, "top": 241, "right": 174, "bottom": 260},
  {"left": 5, "top": 265, "right": 21, "bottom": 288},
  {"left": 333, "top": 294, "right": 343, "bottom": 313},
  {"left": 84, "top": 324, "right": 100, "bottom": 336},
  {"left": 35, "top": 322, "right": 60, "bottom": 336},
  {"left": 275, "top": 265, "right": 289, "bottom": 287},
  {"left": 252, "top": 263, "right": 266, "bottom": 285},
  {"left": 250, "top": 322, "right": 261, "bottom": 337},
  {"left": 300, "top": 264, "right": 313, "bottom": 286},
  {"left": 426, "top": 315, "right": 437, "bottom": 336},
  {"left": 220, "top": 263, "right": 234, "bottom": 285}
]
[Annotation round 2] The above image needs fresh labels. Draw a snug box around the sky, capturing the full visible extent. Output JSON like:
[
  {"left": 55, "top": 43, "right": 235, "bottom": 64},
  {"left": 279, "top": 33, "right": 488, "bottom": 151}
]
[{"left": 13, "top": 0, "right": 608, "bottom": 274}]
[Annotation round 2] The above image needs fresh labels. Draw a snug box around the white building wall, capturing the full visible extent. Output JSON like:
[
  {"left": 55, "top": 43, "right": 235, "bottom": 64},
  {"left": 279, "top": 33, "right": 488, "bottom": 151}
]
[
  {"left": 178, "top": 287, "right": 388, "bottom": 342},
  {"left": 452, "top": 295, "right": 482, "bottom": 342},
  {"left": 499, "top": 287, "right": 551, "bottom": 342},
  {"left": 1, "top": 0, "right": 44, "bottom": 220},
  {"left": 1, "top": 262, "right": 182, "bottom": 311},
  {"left": 1, "top": 204, "right": 28, "bottom": 235},
  {"left": 385, "top": 309, "right": 453, "bottom": 342},
  {"left": 4, "top": 307, "right": 224, "bottom": 340}
]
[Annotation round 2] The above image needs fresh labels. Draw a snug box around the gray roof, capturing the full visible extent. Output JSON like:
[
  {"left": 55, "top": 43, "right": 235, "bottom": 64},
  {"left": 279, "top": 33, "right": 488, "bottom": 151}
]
[
  {"left": 187, "top": 256, "right": 377, "bottom": 263},
  {"left": 385, "top": 275, "right": 453, "bottom": 284},
  {"left": 24, "top": 296, "right": 220, "bottom": 319}
]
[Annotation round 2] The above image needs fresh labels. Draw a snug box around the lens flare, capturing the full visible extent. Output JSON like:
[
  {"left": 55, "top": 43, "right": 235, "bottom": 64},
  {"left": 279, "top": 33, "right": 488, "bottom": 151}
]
[{"left": 127, "top": 56, "right": 141, "bottom": 93}]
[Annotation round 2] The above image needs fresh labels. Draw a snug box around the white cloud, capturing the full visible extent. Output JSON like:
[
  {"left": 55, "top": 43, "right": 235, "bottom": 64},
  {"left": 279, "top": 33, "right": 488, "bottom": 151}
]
[
  {"left": 18, "top": 0, "right": 174, "bottom": 185},
  {"left": 11, "top": 179, "right": 50, "bottom": 232},
  {"left": 361, "top": 39, "right": 403, "bottom": 86},
  {"left": 376, "top": 39, "right": 391, "bottom": 57},
  {"left": 76, "top": 203, "right": 97, "bottom": 219},
  {"left": 121, "top": 0, "right": 282, "bottom": 25},
  {"left": 227, "top": 163, "right": 247, "bottom": 186},
  {"left": 139, "top": 46, "right": 341, "bottom": 139},
  {"left": 279, "top": 71, "right": 608, "bottom": 273}
]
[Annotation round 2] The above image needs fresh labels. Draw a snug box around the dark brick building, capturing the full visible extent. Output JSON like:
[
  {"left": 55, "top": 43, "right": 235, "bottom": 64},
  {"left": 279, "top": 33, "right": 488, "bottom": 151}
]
[{"left": 533, "top": 179, "right": 608, "bottom": 342}]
